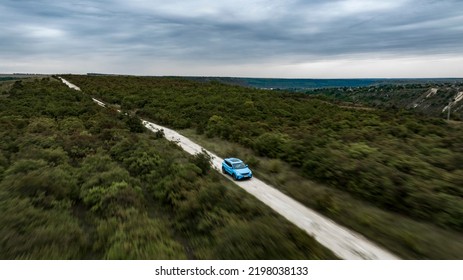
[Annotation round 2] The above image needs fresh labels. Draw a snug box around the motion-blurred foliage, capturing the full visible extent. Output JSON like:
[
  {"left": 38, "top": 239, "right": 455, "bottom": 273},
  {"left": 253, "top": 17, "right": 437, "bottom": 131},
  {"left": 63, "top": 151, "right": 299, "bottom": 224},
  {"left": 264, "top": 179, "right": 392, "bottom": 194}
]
[
  {"left": 65, "top": 75, "right": 463, "bottom": 232},
  {"left": 0, "top": 77, "right": 335, "bottom": 259}
]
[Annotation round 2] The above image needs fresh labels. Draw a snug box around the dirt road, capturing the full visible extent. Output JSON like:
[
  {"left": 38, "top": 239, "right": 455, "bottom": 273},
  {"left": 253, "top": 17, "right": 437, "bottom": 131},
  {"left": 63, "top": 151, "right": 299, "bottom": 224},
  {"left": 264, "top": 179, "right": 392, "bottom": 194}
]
[{"left": 60, "top": 77, "right": 399, "bottom": 260}]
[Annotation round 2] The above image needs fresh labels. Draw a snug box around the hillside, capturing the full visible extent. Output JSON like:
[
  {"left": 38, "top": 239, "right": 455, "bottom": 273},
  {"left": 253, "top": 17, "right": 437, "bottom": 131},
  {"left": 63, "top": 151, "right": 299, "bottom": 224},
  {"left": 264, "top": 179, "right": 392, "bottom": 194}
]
[
  {"left": 0, "top": 77, "right": 335, "bottom": 259},
  {"left": 63, "top": 74, "right": 463, "bottom": 259},
  {"left": 183, "top": 77, "right": 463, "bottom": 90},
  {"left": 193, "top": 77, "right": 463, "bottom": 119},
  {"left": 184, "top": 77, "right": 383, "bottom": 89},
  {"left": 306, "top": 82, "right": 463, "bottom": 120}
]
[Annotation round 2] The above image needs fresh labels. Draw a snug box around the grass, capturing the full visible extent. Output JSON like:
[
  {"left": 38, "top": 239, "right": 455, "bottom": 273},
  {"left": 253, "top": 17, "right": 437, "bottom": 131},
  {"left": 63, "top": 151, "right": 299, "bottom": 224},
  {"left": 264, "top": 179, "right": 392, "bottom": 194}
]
[{"left": 179, "top": 128, "right": 463, "bottom": 259}]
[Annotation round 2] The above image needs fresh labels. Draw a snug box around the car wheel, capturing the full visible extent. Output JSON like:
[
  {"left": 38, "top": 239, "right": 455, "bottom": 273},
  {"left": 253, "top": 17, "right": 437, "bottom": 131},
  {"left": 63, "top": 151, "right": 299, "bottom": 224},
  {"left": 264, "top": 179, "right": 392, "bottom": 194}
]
[
  {"left": 222, "top": 166, "right": 226, "bottom": 174},
  {"left": 233, "top": 173, "right": 238, "bottom": 181}
]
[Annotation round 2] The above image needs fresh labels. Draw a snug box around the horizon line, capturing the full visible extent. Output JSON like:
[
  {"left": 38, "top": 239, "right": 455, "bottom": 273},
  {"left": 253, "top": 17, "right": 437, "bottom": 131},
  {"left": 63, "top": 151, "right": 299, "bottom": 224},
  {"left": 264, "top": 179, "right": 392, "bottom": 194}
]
[{"left": 2, "top": 73, "right": 463, "bottom": 80}]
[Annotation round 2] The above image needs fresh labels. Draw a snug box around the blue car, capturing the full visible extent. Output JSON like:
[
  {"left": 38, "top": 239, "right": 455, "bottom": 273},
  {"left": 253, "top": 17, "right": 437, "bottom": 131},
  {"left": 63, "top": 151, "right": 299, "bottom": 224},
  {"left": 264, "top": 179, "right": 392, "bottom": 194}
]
[{"left": 222, "top": 158, "right": 253, "bottom": 180}]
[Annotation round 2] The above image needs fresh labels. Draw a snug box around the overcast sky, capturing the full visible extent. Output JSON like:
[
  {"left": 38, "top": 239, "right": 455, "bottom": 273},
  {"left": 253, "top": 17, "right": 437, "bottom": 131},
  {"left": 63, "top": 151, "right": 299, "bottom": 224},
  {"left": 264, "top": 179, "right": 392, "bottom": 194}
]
[{"left": 1, "top": 0, "right": 462, "bottom": 77}]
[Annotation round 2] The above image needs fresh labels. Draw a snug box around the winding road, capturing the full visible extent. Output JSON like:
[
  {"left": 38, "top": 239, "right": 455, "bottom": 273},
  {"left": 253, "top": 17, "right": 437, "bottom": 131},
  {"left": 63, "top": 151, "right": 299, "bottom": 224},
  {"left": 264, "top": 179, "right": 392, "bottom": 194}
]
[{"left": 60, "top": 77, "right": 399, "bottom": 260}]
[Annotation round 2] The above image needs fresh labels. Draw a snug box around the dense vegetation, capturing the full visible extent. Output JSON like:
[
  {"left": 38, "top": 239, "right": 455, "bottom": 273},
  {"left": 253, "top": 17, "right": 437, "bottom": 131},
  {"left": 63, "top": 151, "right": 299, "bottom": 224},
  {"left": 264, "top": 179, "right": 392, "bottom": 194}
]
[
  {"left": 65, "top": 75, "right": 463, "bottom": 234},
  {"left": 306, "top": 83, "right": 463, "bottom": 120},
  {"left": 60, "top": 74, "right": 463, "bottom": 261},
  {"left": 0, "top": 77, "right": 335, "bottom": 259},
  {"left": 181, "top": 128, "right": 463, "bottom": 259},
  {"left": 0, "top": 77, "right": 20, "bottom": 82}
]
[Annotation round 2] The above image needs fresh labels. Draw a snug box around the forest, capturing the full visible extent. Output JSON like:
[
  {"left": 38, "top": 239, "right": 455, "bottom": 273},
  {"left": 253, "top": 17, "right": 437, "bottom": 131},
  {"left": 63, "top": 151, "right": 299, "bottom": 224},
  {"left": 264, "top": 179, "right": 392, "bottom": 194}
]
[
  {"left": 0, "top": 77, "right": 335, "bottom": 259},
  {"left": 305, "top": 82, "right": 463, "bottom": 119},
  {"left": 62, "top": 74, "right": 463, "bottom": 259}
]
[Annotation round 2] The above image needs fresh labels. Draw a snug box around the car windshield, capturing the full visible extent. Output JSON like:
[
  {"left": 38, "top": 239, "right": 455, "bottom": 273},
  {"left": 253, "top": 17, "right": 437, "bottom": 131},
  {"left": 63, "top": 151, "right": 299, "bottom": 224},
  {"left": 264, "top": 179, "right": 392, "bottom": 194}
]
[{"left": 232, "top": 162, "right": 246, "bottom": 169}]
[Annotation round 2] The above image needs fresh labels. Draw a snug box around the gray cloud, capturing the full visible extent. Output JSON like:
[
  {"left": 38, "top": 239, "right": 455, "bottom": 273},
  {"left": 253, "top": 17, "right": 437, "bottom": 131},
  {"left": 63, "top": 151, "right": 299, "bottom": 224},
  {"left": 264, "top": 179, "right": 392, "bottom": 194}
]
[{"left": 1, "top": 0, "right": 462, "bottom": 76}]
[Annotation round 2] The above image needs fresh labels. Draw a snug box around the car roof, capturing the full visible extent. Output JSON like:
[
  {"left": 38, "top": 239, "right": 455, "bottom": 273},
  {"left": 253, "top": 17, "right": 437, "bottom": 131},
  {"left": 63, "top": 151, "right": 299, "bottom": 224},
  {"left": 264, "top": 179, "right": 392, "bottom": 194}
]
[{"left": 226, "top": 158, "right": 243, "bottom": 163}]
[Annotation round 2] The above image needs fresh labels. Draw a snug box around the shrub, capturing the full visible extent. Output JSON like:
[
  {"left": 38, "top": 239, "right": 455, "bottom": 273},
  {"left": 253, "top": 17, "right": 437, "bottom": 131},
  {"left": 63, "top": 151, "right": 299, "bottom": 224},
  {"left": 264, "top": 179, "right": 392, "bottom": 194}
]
[
  {"left": 125, "top": 115, "right": 144, "bottom": 133},
  {"left": 96, "top": 209, "right": 186, "bottom": 259},
  {"left": 191, "top": 149, "right": 212, "bottom": 176},
  {"left": 254, "top": 132, "right": 288, "bottom": 158},
  {"left": 81, "top": 181, "right": 143, "bottom": 215}
]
